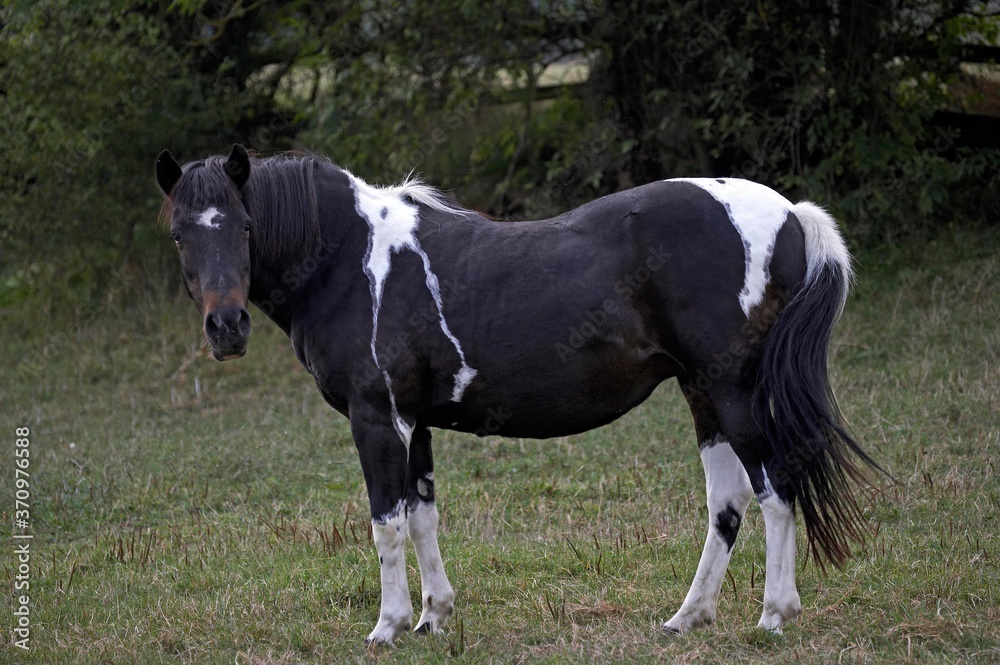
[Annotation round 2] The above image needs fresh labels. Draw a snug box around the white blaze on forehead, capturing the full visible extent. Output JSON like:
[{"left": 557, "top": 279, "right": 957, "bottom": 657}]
[
  {"left": 348, "top": 172, "right": 478, "bottom": 446},
  {"left": 195, "top": 206, "right": 222, "bottom": 229},
  {"left": 670, "top": 178, "right": 792, "bottom": 316}
]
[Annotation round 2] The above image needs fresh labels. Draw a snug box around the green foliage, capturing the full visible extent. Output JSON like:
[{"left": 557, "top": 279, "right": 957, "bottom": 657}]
[
  {"left": 0, "top": 0, "right": 305, "bottom": 314},
  {"left": 1, "top": 0, "right": 998, "bottom": 315},
  {"left": 1, "top": 2, "right": 169, "bottom": 312}
]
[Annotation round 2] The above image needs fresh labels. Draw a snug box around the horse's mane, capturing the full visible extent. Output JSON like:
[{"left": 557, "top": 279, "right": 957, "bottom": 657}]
[{"left": 160, "top": 151, "right": 469, "bottom": 263}]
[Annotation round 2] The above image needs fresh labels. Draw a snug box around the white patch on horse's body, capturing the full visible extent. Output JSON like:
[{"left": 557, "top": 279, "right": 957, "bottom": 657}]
[
  {"left": 349, "top": 173, "right": 478, "bottom": 445},
  {"left": 664, "top": 439, "right": 754, "bottom": 634},
  {"left": 408, "top": 500, "right": 455, "bottom": 634},
  {"left": 393, "top": 410, "right": 414, "bottom": 448},
  {"left": 413, "top": 249, "right": 478, "bottom": 401},
  {"left": 195, "top": 206, "right": 222, "bottom": 229},
  {"left": 759, "top": 465, "right": 776, "bottom": 500},
  {"left": 757, "top": 494, "right": 802, "bottom": 632},
  {"left": 670, "top": 178, "right": 792, "bottom": 317},
  {"left": 368, "top": 501, "right": 413, "bottom": 644}
]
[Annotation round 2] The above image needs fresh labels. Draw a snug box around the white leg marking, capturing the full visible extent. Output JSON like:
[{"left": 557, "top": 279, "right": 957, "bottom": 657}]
[
  {"left": 665, "top": 441, "right": 754, "bottom": 634},
  {"left": 408, "top": 500, "right": 455, "bottom": 634},
  {"left": 195, "top": 206, "right": 222, "bottom": 229},
  {"left": 668, "top": 178, "right": 791, "bottom": 316},
  {"left": 349, "top": 174, "right": 478, "bottom": 440},
  {"left": 367, "top": 503, "right": 413, "bottom": 644},
  {"left": 757, "top": 493, "right": 801, "bottom": 633}
]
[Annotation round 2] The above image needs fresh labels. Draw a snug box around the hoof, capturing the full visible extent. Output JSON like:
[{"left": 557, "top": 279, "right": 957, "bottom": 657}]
[
  {"left": 365, "top": 619, "right": 410, "bottom": 646},
  {"left": 414, "top": 592, "right": 453, "bottom": 636},
  {"left": 757, "top": 594, "right": 801, "bottom": 634},
  {"left": 662, "top": 609, "right": 714, "bottom": 636}
]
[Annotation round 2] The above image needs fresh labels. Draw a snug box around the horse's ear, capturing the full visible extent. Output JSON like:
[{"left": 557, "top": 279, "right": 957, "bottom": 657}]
[
  {"left": 225, "top": 144, "right": 251, "bottom": 190},
  {"left": 156, "top": 149, "right": 183, "bottom": 196}
]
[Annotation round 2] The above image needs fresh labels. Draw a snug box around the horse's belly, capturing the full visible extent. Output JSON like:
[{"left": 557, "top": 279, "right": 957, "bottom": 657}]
[{"left": 428, "top": 345, "right": 680, "bottom": 439}]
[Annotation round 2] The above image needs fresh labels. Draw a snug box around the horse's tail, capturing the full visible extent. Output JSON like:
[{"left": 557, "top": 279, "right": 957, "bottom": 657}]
[{"left": 753, "top": 201, "right": 881, "bottom": 569}]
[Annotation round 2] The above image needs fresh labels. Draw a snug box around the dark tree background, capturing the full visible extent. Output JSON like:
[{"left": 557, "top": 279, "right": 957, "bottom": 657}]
[{"left": 1, "top": 0, "right": 998, "bottom": 317}]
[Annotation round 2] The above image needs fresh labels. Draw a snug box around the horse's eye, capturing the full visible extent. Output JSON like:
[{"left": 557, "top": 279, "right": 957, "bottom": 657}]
[
  {"left": 171, "top": 232, "right": 182, "bottom": 245},
  {"left": 243, "top": 223, "right": 251, "bottom": 236}
]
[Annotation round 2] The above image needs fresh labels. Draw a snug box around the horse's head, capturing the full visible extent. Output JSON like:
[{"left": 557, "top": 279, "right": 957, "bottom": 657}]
[{"left": 156, "top": 145, "right": 253, "bottom": 361}]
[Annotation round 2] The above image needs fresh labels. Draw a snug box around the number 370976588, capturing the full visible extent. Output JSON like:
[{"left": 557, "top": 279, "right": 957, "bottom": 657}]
[{"left": 15, "top": 427, "right": 30, "bottom": 520}]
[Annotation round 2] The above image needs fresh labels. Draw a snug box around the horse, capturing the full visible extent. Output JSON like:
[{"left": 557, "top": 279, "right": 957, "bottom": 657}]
[{"left": 155, "top": 144, "right": 879, "bottom": 644}]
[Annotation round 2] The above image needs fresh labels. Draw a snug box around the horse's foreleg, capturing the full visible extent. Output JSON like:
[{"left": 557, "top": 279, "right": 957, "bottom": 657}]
[
  {"left": 665, "top": 438, "right": 754, "bottom": 633},
  {"left": 407, "top": 427, "right": 455, "bottom": 635},
  {"left": 352, "top": 407, "right": 413, "bottom": 645}
]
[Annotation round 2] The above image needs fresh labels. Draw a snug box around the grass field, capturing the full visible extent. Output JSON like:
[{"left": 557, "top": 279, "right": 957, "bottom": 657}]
[{"left": 2, "top": 229, "right": 998, "bottom": 663}]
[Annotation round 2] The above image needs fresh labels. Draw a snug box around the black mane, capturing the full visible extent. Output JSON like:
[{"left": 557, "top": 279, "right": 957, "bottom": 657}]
[
  {"left": 169, "top": 152, "right": 474, "bottom": 265},
  {"left": 174, "top": 153, "right": 324, "bottom": 262}
]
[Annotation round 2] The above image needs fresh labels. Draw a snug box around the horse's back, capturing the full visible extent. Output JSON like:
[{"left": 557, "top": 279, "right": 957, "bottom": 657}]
[{"left": 414, "top": 179, "right": 807, "bottom": 436}]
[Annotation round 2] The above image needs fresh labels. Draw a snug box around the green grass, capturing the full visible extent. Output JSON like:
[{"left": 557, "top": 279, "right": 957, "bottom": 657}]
[{"left": 2, "top": 230, "right": 998, "bottom": 663}]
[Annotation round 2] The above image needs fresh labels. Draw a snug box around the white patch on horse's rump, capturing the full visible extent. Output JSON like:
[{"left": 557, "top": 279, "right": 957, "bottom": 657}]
[
  {"left": 195, "top": 206, "right": 222, "bottom": 229},
  {"left": 669, "top": 178, "right": 792, "bottom": 316},
  {"left": 349, "top": 172, "right": 478, "bottom": 443}
]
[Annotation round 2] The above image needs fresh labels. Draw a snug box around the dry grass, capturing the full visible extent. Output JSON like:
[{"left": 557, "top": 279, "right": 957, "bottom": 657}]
[{"left": 1, "top": 230, "right": 997, "bottom": 663}]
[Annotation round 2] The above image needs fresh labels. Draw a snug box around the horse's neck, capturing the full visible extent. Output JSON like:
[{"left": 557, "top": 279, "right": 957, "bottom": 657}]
[
  {"left": 247, "top": 201, "right": 364, "bottom": 334},
  {"left": 246, "top": 165, "right": 476, "bottom": 333}
]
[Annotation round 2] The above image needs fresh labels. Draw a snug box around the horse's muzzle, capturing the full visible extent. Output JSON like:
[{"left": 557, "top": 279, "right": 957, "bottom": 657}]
[{"left": 204, "top": 305, "right": 252, "bottom": 361}]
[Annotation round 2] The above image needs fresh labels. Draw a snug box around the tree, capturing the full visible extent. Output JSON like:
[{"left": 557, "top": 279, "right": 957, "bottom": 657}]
[{"left": 1, "top": 0, "right": 996, "bottom": 315}]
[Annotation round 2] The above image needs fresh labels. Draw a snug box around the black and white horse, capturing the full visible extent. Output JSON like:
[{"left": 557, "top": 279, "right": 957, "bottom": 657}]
[{"left": 155, "top": 145, "right": 877, "bottom": 643}]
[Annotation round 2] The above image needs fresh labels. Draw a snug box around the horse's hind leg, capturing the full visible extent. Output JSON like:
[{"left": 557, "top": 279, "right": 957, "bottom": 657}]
[
  {"left": 664, "top": 379, "right": 755, "bottom": 634},
  {"left": 756, "top": 480, "right": 801, "bottom": 632},
  {"left": 406, "top": 426, "right": 455, "bottom": 635},
  {"left": 704, "top": 383, "right": 802, "bottom": 633}
]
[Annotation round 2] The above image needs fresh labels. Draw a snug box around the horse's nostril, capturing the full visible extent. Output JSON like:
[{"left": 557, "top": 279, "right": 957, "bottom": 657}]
[
  {"left": 238, "top": 308, "right": 252, "bottom": 334},
  {"left": 205, "top": 312, "right": 223, "bottom": 336},
  {"left": 205, "top": 306, "right": 250, "bottom": 339}
]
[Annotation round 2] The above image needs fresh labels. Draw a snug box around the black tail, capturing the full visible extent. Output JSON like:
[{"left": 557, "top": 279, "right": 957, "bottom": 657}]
[{"left": 754, "top": 209, "right": 882, "bottom": 569}]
